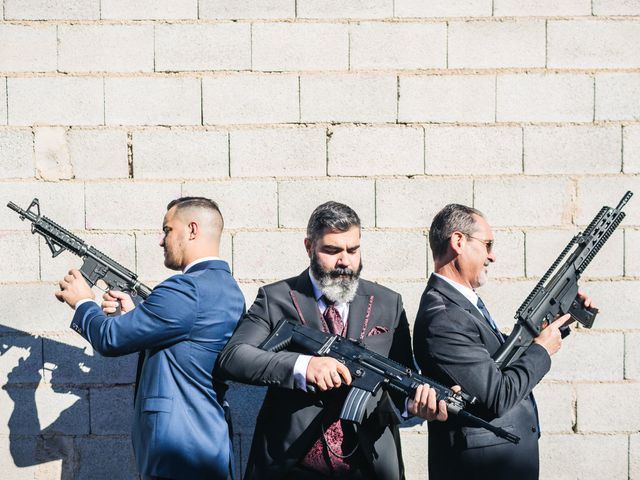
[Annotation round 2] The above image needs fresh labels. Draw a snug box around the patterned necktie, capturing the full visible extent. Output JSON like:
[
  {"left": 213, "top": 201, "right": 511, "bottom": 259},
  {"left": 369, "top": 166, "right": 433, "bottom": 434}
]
[
  {"left": 476, "top": 296, "right": 503, "bottom": 343},
  {"left": 322, "top": 297, "right": 344, "bottom": 336}
]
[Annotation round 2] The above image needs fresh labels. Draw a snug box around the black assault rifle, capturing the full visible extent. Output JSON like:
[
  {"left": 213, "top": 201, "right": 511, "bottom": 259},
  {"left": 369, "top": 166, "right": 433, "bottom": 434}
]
[
  {"left": 493, "top": 191, "right": 633, "bottom": 369},
  {"left": 7, "top": 198, "right": 152, "bottom": 311},
  {"left": 260, "top": 319, "right": 520, "bottom": 444}
]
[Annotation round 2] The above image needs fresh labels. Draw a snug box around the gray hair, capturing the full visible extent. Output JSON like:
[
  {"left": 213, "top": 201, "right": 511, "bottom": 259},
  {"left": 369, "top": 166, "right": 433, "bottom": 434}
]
[
  {"left": 306, "top": 201, "right": 361, "bottom": 246},
  {"left": 429, "top": 204, "right": 484, "bottom": 259}
]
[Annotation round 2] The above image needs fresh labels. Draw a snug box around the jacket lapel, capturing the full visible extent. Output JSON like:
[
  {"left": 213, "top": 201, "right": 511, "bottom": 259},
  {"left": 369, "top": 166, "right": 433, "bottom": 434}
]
[
  {"left": 291, "top": 269, "right": 325, "bottom": 331},
  {"left": 346, "top": 284, "right": 371, "bottom": 341},
  {"left": 427, "top": 274, "right": 498, "bottom": 338}
]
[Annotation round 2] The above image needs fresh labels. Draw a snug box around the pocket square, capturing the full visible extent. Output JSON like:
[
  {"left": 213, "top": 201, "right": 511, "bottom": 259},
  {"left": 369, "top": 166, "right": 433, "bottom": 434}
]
[{"left": 367, "top": 325, "right": 389, "bottom": 336}]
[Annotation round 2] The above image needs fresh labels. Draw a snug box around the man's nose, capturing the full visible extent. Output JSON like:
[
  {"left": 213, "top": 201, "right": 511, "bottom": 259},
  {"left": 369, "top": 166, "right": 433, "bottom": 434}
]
[
  {"left": 336, "top": 251, "right": 350, "bottom": 268},
  {"left": 487, "top": 251, "right": 496, "bottom": 263}
]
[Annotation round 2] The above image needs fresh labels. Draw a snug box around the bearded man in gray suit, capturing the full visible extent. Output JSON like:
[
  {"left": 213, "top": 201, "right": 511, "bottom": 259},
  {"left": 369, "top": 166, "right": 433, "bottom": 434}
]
[{"left": 218, "top": 201, "right": 447, "bottom": 480}]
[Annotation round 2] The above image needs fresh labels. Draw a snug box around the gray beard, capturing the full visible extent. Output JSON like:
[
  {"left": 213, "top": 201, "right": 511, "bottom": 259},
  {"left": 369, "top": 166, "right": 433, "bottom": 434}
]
[{"left": 310, "top": 252, "right": 361, "bottom": 304}]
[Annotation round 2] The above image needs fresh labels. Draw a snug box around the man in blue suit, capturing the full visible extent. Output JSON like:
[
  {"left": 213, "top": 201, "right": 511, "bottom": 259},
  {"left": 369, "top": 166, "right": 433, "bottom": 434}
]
[{"left": 55, "top": 197, "right": 245, "bottom": 480}]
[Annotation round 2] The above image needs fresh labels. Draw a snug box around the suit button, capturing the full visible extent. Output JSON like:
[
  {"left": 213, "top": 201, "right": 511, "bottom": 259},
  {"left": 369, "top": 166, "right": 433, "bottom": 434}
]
[{"left": 531, "top": 426, "right": 537, "bottom": 433}]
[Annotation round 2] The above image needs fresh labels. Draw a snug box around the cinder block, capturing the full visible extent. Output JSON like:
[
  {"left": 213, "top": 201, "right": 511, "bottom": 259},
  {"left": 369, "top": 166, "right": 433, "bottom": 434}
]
[
  {"left": 135, "top": 232, "right": 178, "bottom": 284},
  {"left": 156, "top": 24, "right": 250, "bottom": 72},
  {"left": 8, "top": 77, "right": 103, "bottom": 126},
  {"left": 399, "top": 431, "right": 428, "bottom": 478},
  {"left": 625, "top": 333, "right": 640, "bottom": 380},
  {"left": 278, "top": 178, "right": 375, "bottom": 228},
  {"left": 328, "top": 126, "right": 423, "bottom": 176},
  {"left": 584, "top": 280, "right": 640, "bottom": 329},
  {"left": 524, "top": 126, "right": 621, "bottom": 175},
  {"left": 230, "top": 128, "right": 325, "bottom": 177},
  {"left": 526, "top": 229, "right": 624, "bottom": 279},
  {"left": 381, "top": 280, "right": 427, "bottom": 331},
  {"left": 101, "top": 0, "right": 197, "bottom": 19},
  {"left": 398, "top": 75, "right": 495, "bottom": 123},
  {"left": 475, "top": 279, "right": 537, "bottom": 331},
  {"left": 594, "top": 0, "right": 640, "bottom": 14},
  {"left": 376, "top": 177, "right": 473, "bottom": 228},
  {"left": 596, "top": 74, "right": 640, "bottom": 121},
  {"left": 497, "top": 74, "right": 593, "bottom": 122},
  {"left": 549, "top": 20, "right": 640, "bottom": 69},
  {"left": 34, "top": 127, "right": 73, "bottom": 180},
  {"left": 0, "top": 25, "right": 57, "bottom": 72},
  {"left": 577, "top": 383, "right": 640, "bottom": 432},
  {"left": 624, "top": 125, "right": 640, "bottom": 173},
  {"left": 546, "top": 332, "right": 624, "bottom": 381},
  {"left": 394, "top": 0, "right": 492, "bottom": 17},
  {"left": 0, "top": 232, "right": 39, "bottom": 281},
  {"left": 4, "top": 0, "right": 99, "bottom": 19},
  {"left": 534, "top": 383, "right": 574, "bottom": 433},
  {"left": 576, "top": 177, "right": 640, "bottom": 225},
  {"left": 253, "top": 23, "right": 348, "bottom": 71},
  {"left": 90, "top": 386, "right": 134, "bottom": 434},
  {"left": 68, "top": 128, "right": 128, "bottom": 179},
  {"left": 0, "top": 385, "right": 89, "bottom": 434},
  {"left": 489, "top": 230, "right": 525, "bottom": 279},
  {"left": 105, "top": 77, "right": 200, "bottom": 126},
  {"left": 425, "top": 126, "right": 522, "bottom": 175},
  {"left": 0, "top": 128, "right": 34, "bottom": 178},
  {"left": 633, "top": 433, "right": 640, "bottom": 480},
  {"left": 539, "top": 434, "right": 628, "bottom": 480},
  {"left": 626, "top": 229, "right": 640, "bottom": 276},
  {"left": 75, "top": 437, "right": 137, "bottom": 480},
  {"left": 475, "top": 177, "right": 573, "bottom": 227},
  {"left": 494, "top": 0, "right": 591, "bottom": 15},
  {"left": 350, "top": 22, "right": 446, "bottom": 70},
  {"left": 182, "top": 180, "right": 278, "bottom": 229},
  {"left": 85, "top": 182, "right": 181, "bottom": 230},
  {"left": 202, "top": 75, "right": 299, "bottom": 125},
  {"left": 133, "top": 129, "right": 228, "bottom": 179},
  {"left": 233, "top": 232, "right": 308, "bottom": 280},
  {"left": 300, "top": 74, "right": 396, "bottom": 123},
  {"left": 58, "top": 25, "right": 153, "bottom": 73},
  {"left": 43, "top": 334, "right": 137, "bottom": 385},
  {"left": 0, "top": 79, "right": 6, "bottom": 125},
  {"left": 359, "top": 231, "right": 427, "bottom": 280},
  {"left": 0, "top": 335, "right": 43, "bottom": 384},
  {"left": 449, "top": 20, "right": 545, "bottom": 68},
  {"left": 0, "top": 182, "right": 86, "bottom": 231},
  {"left": 297, "top": 0, "right": 392, "bottom": 18},
  {"left": 39, "top": 231, "right": 136, "bottom": 282},
  {"left": 199, "top": 0, "right": 294, "bottom": 19}
]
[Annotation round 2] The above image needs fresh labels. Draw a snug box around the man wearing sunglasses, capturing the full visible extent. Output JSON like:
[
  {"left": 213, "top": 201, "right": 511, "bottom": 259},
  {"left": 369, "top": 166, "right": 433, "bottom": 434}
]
[{"left": 412, "top": 204, "right": 593, "bottom": 480}]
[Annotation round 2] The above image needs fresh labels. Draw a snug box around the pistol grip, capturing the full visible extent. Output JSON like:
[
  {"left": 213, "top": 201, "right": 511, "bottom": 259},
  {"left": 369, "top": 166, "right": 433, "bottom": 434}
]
[{"left": 568, "top": 296, "right": 598, "bottom": 328}]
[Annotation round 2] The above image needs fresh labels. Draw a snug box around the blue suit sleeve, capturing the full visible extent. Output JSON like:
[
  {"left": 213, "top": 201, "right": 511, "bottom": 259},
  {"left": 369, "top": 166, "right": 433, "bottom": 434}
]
[{"left": 70, "top": 275, "right": 197, "bottom": 356}]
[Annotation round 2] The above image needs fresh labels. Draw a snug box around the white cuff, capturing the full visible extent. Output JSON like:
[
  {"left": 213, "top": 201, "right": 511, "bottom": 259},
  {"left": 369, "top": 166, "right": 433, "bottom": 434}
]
[
  {"left": 75, "top": 298, "right": 99, "bottom": 309},
  {"left": 293, "top": 354, "right": 313, "bottom": 391}
]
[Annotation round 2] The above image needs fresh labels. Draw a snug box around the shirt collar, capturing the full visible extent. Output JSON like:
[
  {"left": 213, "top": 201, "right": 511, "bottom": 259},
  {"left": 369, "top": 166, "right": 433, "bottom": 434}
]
[
  {"left": 183, "top": 256, "right": 221, "bottom": 273},
  {"left": 433, "top": 272, "right": 480, "bottom": 310}
]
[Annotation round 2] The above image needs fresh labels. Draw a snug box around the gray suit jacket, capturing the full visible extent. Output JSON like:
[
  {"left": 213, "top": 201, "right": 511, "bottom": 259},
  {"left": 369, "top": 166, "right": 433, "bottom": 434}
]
[
  {"left": 413, "top": 274, "right": 551, "bottom": 480},
  {"left": 217, "top": 269, "right": 413, "bottom": 480}
]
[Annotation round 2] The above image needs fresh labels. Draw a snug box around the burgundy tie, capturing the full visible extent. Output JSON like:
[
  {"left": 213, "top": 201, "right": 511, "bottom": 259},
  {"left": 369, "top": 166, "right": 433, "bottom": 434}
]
[{"left": 323, "top": 297, "right": 344, "bottom": 336}]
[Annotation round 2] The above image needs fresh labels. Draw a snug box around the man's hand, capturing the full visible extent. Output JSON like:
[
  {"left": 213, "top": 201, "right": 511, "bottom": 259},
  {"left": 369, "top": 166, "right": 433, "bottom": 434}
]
[
  {"left": 534, "top": 313, "right": 570, "bottom": 356},
  {"left": 55, "top": 269, "right": 94, "bottom": 309},
  {"left": 102, "top": 290, "right": 135, "bottom": 315},
  {"left": 408, "top": 384, "right": 461, "bottom": 422},
  {"left": 306, "top": 356, "right": 352, "bottom": 391}
]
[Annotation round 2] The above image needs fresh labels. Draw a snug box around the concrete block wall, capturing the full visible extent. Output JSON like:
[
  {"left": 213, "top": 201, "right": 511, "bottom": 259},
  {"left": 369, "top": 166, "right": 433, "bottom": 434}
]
[{"left": 0, "top": 2, "right": 638, "bottom": 479}]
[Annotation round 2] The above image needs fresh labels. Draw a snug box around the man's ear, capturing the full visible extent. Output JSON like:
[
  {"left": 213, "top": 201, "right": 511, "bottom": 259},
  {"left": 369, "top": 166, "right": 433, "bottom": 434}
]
[
  {"left": 449, "top": 231, "right": 465, "bottom": 256},
  {"left": 188, "top": 221, "right": 198, "bottom": 240},
  {"left": 304, "top": 238, "right": 312, "bottom": 258}
]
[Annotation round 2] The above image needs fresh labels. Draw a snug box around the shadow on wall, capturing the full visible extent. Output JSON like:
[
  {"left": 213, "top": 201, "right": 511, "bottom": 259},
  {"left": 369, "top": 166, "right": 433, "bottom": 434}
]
[
  {"left": 0, "top": 325, "right": 138, "bottom": 480},
  {"left": 0, "top": 325, "right": 268, "bottom": 479}
]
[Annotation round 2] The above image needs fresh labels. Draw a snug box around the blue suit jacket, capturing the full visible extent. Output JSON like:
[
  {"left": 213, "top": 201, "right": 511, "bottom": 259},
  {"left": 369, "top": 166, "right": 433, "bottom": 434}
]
[{"left": 71, "top": 259, "right": 245, "bottom": 479}]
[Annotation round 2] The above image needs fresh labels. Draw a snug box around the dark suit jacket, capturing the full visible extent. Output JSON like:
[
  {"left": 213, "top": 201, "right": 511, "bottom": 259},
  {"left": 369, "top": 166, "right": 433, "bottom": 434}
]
[
  {"left": 217, "top": 269, "right": 414, "bottom": 480},
  {"left": 413, "top": 274, "right": 552, "bottom": 480},
  {"left": 71, "top": 260, "right": 245, "bottom": 479}
]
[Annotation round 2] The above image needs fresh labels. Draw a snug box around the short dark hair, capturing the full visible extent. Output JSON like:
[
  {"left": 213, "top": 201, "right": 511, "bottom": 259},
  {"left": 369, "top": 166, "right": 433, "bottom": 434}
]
[
  {"left": 429, "top": 204, "right": 484, "bottom": 259},
  {"left": 306, "top": 201, "right": 360, "bottom": 246},
  {"left": 167, "top": 196, "right": 223, "bottom": 227}
]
